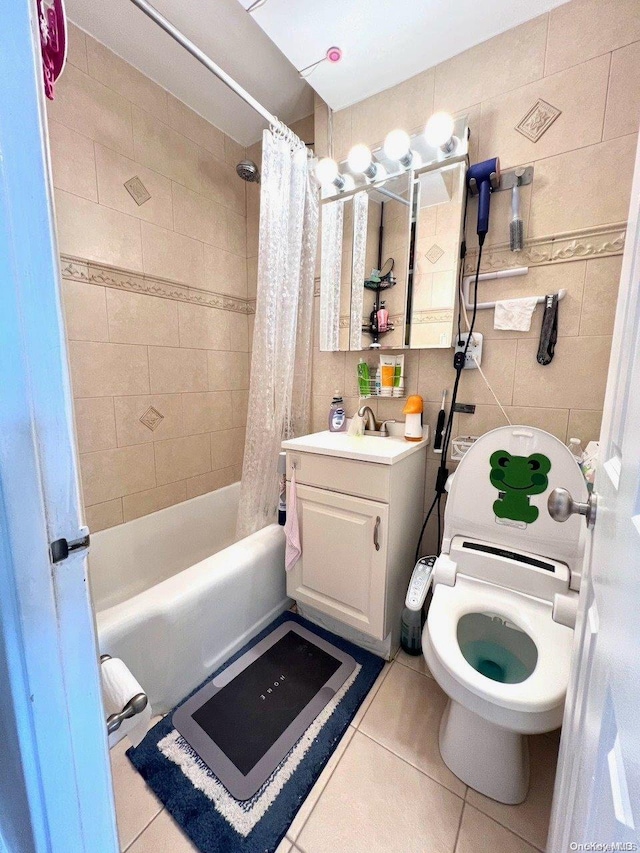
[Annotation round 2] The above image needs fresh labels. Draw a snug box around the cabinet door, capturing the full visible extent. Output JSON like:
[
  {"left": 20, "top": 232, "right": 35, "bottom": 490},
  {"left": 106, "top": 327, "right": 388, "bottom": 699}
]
[{"left": 287, "top": 484, "right": 389, "bottom": 639}]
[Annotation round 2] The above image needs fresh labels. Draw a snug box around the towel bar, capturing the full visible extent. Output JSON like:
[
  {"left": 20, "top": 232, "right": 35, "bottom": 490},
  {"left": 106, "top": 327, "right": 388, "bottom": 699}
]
[{"left": 461, "top": 267, "right": 567, "bottom": 311}]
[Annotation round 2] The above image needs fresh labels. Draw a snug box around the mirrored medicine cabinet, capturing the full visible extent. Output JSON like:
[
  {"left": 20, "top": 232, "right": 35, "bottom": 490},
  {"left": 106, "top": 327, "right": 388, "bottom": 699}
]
[{"left": 318, "top": 116, "right": 469, "bottom": 352}]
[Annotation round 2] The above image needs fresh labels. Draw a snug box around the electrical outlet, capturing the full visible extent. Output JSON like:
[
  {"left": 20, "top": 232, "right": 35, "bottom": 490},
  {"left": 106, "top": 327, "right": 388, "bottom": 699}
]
[{"left": 454, "top": 332, "right": 483, "bottom": 369}]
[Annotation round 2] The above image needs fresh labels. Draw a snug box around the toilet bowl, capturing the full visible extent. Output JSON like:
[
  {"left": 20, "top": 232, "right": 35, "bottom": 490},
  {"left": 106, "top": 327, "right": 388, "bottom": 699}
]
[
  {"left": 416, "top": 426, "right": 587, "bottom": 804},
  {"left": 423, "top": 575, "right": 574, "bottom": 803}
]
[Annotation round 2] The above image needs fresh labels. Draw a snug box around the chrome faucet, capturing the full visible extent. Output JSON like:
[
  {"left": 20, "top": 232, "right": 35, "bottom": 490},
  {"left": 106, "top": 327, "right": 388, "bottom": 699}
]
[{"left": 357, "top": 405, "right": 378, "bottom": 432}]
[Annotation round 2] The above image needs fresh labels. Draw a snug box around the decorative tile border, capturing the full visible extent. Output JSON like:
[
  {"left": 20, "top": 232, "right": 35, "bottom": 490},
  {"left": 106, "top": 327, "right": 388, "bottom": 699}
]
[
  {"left": 464, "top": 223, "right": 626, "bottom": 275},
  {"left": 60, "top": 256, "right": 256, "bottom": 315},
  {"left": 411, "top": 308, "right": 454, "bottom": 325}
]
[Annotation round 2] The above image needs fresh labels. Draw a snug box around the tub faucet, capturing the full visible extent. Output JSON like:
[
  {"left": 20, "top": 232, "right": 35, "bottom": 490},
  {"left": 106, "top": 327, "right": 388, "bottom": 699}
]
[{"left": 357, "top": 405, "right": 379, "bottom": 432}]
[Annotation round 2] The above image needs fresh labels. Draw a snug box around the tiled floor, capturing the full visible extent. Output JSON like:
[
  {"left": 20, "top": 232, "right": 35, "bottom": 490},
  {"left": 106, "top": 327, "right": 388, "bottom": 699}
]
[{"left": 111, "top": 649, "right": 559, "bottom": 853}]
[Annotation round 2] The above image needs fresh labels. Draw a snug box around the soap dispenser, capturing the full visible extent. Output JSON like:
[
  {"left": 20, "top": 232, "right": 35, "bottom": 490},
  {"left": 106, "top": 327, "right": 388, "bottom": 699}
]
[
  {"left": 403, "top": 395, "right": 424, "bottom": 442},
  {"left": 328, "top": 392, "right": 347, "bottom": 432}
]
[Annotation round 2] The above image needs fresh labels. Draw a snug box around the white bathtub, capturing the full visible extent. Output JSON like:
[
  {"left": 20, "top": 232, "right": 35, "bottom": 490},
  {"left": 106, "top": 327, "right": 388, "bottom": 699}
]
[{"left": 91, "top": 482, "right": 288, "bottom": 714}]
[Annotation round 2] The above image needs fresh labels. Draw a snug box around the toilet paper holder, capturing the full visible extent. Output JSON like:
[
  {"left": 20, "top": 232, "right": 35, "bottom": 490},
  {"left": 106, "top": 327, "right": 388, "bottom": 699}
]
[{"left": 100, "top": 654, "right": 148, "bottom": 734}]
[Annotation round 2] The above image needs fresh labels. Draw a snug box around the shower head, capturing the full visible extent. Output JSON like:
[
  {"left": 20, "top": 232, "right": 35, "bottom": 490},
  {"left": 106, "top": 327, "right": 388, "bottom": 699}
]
[{"left": 236, "top": 159, "right": 260, "bottom": 183}]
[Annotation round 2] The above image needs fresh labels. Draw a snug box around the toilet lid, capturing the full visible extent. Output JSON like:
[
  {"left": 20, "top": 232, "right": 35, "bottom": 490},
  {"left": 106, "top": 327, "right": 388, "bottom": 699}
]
[
  {"left": 444, "top": 427, "right": 588, "bottom": 580},
  {"left": 426, "top": 576, "right": 574, "bottom": 713}
]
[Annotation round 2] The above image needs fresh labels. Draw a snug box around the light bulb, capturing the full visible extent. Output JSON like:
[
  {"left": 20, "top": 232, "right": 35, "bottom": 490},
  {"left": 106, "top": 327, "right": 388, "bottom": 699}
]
[
  {"left": 383, "top": 129, "right": 411, "bottom": 162},
  {"left": 347, "top": 143, "right": 373, "bottom": 174},
  {"left": 315, "top": 157, "right": 339, "bottom": 186},
  {"left": 425, "top": 112, "right": 455, "bottom": 148}
]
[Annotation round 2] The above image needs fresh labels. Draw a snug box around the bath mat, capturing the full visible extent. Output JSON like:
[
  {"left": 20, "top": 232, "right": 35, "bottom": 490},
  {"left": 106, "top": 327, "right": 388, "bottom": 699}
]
[
  {"left": 127, "top": 612, "right": 385, "bottom": 853},
  {"left": 173, "top": 621, "right": 357, "bottom": 800}
]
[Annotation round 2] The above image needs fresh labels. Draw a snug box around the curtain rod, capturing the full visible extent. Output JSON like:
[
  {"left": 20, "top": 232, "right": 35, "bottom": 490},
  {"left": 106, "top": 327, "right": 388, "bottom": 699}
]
[{"left": 128, "top": 0, "right": 280, "bottom": 128}]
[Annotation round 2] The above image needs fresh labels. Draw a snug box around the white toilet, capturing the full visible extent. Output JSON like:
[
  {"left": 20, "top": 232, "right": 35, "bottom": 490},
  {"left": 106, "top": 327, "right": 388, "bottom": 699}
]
[{"left": 420, "top": 426, "right": 587, "bottom": 804}]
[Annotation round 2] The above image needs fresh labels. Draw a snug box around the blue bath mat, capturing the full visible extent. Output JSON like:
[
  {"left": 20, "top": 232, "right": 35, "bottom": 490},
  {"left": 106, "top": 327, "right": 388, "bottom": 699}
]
[{"left": 127, "top": 612, "right": 385, "bottom": 853}]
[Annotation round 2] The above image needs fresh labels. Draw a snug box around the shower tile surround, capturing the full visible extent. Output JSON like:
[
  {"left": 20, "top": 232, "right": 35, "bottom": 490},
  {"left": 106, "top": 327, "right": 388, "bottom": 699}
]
[
  {"left": 48, "top": 27, "right": 264, "bottom": 531},
  {"left": 313, "top": 0, "right": 639, "bottom": 551}
]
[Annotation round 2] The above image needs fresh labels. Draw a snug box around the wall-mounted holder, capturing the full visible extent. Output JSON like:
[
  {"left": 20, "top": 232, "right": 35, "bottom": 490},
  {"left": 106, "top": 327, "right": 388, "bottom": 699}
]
[
  {"left": 468, "top": 168, "right": 500, "bottom": 196},
  {"left": 495, "top": 166, "right": 534, "bottom": 193}
]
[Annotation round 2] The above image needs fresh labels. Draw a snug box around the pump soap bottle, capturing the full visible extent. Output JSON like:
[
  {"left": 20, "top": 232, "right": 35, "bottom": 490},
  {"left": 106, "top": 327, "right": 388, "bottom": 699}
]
[{"left": 328, "top": 392, "right": 347, "bottom": 432}]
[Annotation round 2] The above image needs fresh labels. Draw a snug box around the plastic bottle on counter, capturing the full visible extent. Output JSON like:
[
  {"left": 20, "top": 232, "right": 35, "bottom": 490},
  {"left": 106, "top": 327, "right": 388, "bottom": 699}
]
[{"left": 328, "top": 392, "right": 347, "bottom": 432}]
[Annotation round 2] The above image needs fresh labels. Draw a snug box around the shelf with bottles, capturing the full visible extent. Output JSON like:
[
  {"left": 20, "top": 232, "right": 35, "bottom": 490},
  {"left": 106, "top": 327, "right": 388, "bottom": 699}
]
[
  {"left": 357, "top": 377, "right": 406, "bottom": 399},
  {"left": 356, "top": 353, "right": 406, "bottom": 399}
]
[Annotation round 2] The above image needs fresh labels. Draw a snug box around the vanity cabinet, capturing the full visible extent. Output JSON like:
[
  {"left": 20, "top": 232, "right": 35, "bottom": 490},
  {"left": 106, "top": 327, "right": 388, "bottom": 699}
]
[{"left": 282, "top": 432, "right": 427, "bottom": 655}]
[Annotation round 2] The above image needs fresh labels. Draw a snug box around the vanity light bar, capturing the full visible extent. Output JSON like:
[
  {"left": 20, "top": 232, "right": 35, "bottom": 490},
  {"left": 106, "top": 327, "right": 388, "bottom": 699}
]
[{"left": 316, "top": 112, "right": 467, "bottom": 197}]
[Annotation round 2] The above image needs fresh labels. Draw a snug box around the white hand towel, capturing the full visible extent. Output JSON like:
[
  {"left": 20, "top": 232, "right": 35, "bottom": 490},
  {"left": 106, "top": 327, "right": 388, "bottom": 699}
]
[
  {"left": 284, "top": 468, "right": 302, "bottom": 572},
  {"left": 494, "top": 296, "right": 538, "bottom": 331},
  {"left": 101, "top": 656, "right": 152, "bottom": 749}
]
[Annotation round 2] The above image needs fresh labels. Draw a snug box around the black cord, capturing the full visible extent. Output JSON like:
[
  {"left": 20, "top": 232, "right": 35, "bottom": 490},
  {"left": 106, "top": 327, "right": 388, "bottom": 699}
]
[
  {"left": 414, "top": 492, "right": 439, "bottom": 563},
  {"left": 456, "top": 189, "right": 470, "bottom": 347},
  {"left": 414, "top": 233, "right": 485, "bottom": 561}
]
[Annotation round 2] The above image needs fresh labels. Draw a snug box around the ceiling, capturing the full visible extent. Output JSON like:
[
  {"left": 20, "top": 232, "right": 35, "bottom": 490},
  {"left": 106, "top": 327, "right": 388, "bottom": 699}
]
[
  {"left": 66, "top": 0, "right": 315, "bottom": 146},
  {"left": 236, "top": 0, "right": 570, "bottom": 111}
]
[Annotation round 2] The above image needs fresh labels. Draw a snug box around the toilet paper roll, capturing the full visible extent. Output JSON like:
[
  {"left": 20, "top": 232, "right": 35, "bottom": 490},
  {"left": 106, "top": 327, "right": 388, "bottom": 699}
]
[{"left": 101, "top": 657, "right": 152, "bottom": 749}]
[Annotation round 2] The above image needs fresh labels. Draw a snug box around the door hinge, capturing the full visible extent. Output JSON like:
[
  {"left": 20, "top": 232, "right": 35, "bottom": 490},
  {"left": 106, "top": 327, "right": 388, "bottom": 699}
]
[{"left": 50, "top": 526, "right": 90, "bottom": 563}]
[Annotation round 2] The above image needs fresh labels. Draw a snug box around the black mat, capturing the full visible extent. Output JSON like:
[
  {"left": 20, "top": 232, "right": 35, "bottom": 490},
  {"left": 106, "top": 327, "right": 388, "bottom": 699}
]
[{"left": 173, "top": 621, "right": 356, "bottom": 800}]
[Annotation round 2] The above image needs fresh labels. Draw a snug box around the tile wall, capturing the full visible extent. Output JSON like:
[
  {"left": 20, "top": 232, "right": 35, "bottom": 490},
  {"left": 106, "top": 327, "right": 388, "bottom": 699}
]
[
  {"left": 313, "top": 0, "right": 640, "bottom": 550},
  {"left": 48, "top": 25, "right": 260, "bottom": 531}
]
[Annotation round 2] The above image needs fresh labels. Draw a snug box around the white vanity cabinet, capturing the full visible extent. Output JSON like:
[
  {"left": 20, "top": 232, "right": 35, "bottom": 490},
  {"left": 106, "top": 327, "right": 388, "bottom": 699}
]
[{"left": 282, "top": 431, "right": 428, "bottom": 656}]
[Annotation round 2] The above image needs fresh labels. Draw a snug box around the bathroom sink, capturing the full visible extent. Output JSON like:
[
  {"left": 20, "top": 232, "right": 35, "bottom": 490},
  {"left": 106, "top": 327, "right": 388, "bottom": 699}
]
[{"left": 282, "top": 428, "right": 429, "bottom": 465}]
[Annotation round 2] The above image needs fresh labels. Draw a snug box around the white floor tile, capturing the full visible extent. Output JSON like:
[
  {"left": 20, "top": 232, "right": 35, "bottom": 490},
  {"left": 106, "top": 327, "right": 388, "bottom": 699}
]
[
  {"left": 359, "top": 661, "right": 466, "bottom": 797},
  {"left": 395, "top": 646, "right": 433, "bottom": 678},
  {"left": 349, "top": 660, "right": 392, "bottom": 728},
  {"left": 296, "top": 731, "right": 463, "bottom": 853},
  {"left": 286, "top": 725, "right": 355, "bottom": 842},
  {"left": 110, "top": 732, "right": 163, "bottom": 851},
  {"left": 456, "top": 803, "right": 540, "bottom": 853},
  {"left": 126, "top": 808, "right": 199, "bottom": 853}
]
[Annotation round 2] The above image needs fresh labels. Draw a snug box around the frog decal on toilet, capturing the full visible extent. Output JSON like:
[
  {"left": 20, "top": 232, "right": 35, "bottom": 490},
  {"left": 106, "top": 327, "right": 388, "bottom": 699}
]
[{"left": 489, "top": 450, "right": 551, "bottom": 524}]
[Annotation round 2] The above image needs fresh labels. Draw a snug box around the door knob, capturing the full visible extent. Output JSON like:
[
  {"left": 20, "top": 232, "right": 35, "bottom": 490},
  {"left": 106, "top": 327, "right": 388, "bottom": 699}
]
[{"left": 547, "top": 487, "right": 597, "bottom": 529}]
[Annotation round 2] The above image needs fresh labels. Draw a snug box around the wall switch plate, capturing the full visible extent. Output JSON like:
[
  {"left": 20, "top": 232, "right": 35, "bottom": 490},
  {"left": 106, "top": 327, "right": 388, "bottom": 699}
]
[{"left": 454, "top": 332, "right": 483, "bottom": 369}]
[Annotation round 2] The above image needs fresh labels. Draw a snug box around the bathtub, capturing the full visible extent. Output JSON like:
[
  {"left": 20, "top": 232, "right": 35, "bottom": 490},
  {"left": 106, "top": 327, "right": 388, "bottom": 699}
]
[{"left": 91, "top": 482, "right": 288, "bottom": 714}]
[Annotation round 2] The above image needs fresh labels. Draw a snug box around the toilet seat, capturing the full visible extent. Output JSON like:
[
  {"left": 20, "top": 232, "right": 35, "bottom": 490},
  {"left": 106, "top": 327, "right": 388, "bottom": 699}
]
[{"left": 425, "top": 575, "right": 574, "bottom": 716}]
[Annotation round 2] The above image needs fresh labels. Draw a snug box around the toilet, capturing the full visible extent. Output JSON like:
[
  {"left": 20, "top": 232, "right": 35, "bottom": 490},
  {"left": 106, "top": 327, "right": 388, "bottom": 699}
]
[{"left": 421, "top": 426, "right": 587, "bottom": 804}]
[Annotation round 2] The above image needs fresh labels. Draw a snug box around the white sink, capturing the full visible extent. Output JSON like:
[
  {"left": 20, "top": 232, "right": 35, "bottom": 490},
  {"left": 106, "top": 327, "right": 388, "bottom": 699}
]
[{"left": 282, "top": 428, "right": 429, "bottom": 465}]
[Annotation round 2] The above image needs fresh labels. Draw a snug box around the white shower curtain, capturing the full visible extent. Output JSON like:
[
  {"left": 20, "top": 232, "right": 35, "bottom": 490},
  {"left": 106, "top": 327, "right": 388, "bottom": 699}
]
[{"left": 236, "top": 125, "right": 319, "bottom": 538}]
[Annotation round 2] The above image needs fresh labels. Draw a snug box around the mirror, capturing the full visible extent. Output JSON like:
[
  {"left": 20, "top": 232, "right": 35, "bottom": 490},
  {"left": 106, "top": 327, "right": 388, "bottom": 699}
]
[
  {"left": 406, "top": 161, "right": 466, "bottom": 348},
  {"left": 318, "top": 116, "right": 468, "bottom": 351},
  {"left": 319, "top": 172, "right": 412, "bottom": 351}
]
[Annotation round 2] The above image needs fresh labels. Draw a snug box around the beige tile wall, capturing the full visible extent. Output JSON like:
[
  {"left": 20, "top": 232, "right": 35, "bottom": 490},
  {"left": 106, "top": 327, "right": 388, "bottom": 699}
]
[
  {"left": 312, "top": 0, "right": 639, "bottom": 551},
  {"left": 49, "top": 25, "right": 253, "bottom": 531}
]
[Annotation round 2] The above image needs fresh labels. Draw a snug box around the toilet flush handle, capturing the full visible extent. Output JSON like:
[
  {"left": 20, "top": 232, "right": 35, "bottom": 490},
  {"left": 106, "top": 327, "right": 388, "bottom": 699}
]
[{"left": 547, "top": 487, "right": 597, "bottom": 529}]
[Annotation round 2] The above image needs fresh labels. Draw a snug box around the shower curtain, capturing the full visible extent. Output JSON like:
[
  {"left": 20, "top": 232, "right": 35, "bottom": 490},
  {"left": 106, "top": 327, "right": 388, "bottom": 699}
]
[{"left": 236, "top": 124, "right": 319, "bottom": 538}]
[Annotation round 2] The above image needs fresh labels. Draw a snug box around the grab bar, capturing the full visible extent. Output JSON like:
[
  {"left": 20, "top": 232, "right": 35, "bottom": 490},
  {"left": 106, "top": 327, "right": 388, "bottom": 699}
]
[{"left": 100, "top": 654, "right": 148, "bottom": 734}]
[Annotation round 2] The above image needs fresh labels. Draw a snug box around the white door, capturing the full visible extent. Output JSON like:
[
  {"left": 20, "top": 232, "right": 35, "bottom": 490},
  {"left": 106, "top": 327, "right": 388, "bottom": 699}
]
[
  {"left": 547, "top": 137, "right": 640, "bottom": 848},
  {"left": 288, "top": 484, "right": 389, "bottom": 639},
  {"left": 0, "top": 2, "right": 118, "bottom": 850}
]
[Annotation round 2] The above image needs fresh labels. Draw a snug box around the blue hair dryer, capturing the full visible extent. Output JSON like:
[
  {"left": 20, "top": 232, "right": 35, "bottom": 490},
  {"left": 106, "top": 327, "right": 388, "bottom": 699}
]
[{"left": 467, "top": 158, "right": 500, "bottom": 244}]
